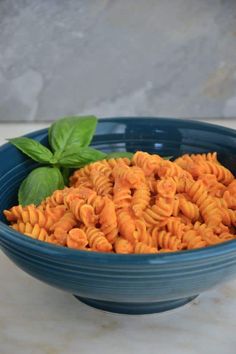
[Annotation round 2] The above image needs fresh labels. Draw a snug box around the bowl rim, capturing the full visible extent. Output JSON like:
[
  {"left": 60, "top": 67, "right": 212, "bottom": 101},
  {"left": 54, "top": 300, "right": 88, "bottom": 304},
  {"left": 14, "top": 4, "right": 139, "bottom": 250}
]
[{"left": 1, "top": 116, "right": 236, "bottom": 265}]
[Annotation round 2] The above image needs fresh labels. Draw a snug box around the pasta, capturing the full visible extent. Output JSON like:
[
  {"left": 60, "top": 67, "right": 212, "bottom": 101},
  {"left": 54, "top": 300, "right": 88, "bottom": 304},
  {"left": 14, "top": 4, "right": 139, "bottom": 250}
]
[
  {"left": 12, "top": 222, "right": 48, "bottom": 241},
  {"left": 4, "top": 151, "right": 236, "bottom": 254},
  {"left": 67, "top": 228, "right": 88, "bottom": 250}
]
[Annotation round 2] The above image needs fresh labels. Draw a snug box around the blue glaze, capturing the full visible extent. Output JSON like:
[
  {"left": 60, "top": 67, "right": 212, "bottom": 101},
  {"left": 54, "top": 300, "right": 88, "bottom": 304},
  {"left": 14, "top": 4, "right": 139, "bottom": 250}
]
[{"left": 1, "top": 117, "right": 236, "bottom": 314}]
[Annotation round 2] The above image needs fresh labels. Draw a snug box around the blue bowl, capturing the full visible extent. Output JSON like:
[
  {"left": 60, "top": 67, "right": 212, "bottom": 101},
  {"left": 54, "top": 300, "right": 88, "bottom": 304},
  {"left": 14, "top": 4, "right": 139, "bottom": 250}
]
[{"left": 1, "top": 117, "right": 236, "bottom": 315}]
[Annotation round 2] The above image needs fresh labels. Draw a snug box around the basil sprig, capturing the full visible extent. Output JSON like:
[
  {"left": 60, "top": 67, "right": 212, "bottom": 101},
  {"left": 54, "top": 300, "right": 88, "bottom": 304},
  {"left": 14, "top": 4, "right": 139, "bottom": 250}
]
[
  {"left": 9, "top": 115, "right": 172, "bottom": 206},
  {"left": 9, "top": 116, "right": 135, "bottom": 205}
]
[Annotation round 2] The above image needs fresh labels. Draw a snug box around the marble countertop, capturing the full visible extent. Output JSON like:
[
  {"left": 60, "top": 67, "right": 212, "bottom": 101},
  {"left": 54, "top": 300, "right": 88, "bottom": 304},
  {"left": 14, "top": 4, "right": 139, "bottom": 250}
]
[{"left": 1, "top": 121, "right": 236, "bottom": 354}]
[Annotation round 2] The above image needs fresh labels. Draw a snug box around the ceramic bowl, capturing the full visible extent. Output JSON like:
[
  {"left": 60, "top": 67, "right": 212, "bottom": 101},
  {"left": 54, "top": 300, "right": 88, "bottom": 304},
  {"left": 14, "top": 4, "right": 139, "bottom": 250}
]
[{"left": 1, "top": 117, "right": 236, "bottom": 315}]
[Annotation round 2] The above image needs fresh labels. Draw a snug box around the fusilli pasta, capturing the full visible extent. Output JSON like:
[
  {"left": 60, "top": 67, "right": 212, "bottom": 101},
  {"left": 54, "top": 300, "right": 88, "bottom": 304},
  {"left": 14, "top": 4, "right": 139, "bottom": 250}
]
[{"left": 4, "top": 151, "right": 236, "bottom": 254}]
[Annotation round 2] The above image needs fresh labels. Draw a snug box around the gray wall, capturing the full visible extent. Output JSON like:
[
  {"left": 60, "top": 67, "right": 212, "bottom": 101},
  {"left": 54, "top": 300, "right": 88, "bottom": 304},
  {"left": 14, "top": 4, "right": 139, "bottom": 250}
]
[{"left": 0, "top": 0, "right": 236, "bottom": 122}]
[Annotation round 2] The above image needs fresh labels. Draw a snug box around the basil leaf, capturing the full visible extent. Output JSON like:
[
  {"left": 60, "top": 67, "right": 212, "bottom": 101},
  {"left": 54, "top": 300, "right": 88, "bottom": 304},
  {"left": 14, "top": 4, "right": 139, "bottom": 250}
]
[
  {"left": 9, "top": 137, "right": 55, "bottom": 164},
  {"left": 163, "top": 156, "right": 173, "bottom": 160},
  {"left": 60, "top": 167, "right": 71, "bottom": 185},
  {"left": 106, "top": 152, "right": 134, "bottom": 159},
  {"left": 48, "top": 116, "right": 97, "bottom": 155},
  {"left": 57, "top": 146, "right": 107, "bottom": 168},
  {"left": 18, "top": 167, "right": 64, "bottom": 206}
]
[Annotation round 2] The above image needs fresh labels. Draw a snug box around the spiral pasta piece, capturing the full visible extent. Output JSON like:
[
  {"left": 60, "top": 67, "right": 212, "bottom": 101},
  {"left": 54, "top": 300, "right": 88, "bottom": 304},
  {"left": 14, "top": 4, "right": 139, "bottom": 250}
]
[
  {"left": 86, "top": 226, "right": 112, "bottom": 252},
  {"left": 158, "top": 160, "right": 191, "bottom": 178},
  {"left": 182, "top": 230, "right": 206, "bottom": 249},
  {"left": 165, "top": 217, "right": 186, "bottom": 239},
  {"left": 73, "top": 186, "right": 98, "bottom": 201},
  {"left": 174, "top": 154, "right": 195, "bottom": 170},
  {"left": 71, "top": 175, "right": 93, "bottom": 189},
  {"left": 116, "top": 208, "right": 137, "bottom": 244},
  {"left": 131, "top": 183, "right": 150, "bottom": 217},
  {"left": 178, "top": 195, "right": 200, "bottom": 221},
  {"left": 79, "top": 204, "right": 97, "bottom": 226},
  {"left": 104, "top": 157, "right": 130, "bottom": 169},
  {"left": 16, "top": 205, "right": 46, "bottom": 225},
  {"left": 67, "top": 228, "right": 88, "bottom": 249},
  {"left": 5, "top": 204, "right": 46, "bottom": 227},
  {"left": 192, "top": 152, "right": 218, "bottom": 163},
  {"left": 67, "top": 194, "right": 96, "bottom": 225},
  {"left": 186, "top": 180, "right": 221, "bottom": 226},
  {"left": 218, "top": 232, "right": 235, "bottom": 241},
  {"left": 69, "top": 160, "right": 113, "bottom": 183},
  {"left": 12, "top": 222, "right": 48, "bottom": 241},
  {"left": 113, "top": 180, "right": 132, "bottom": 209},
  {"left": 86, "top": 193, "right": 105, "bottom": 214},
  {"left": 66, "top": 197, "right": 82, "bottom": 216},
  {"left": 112, "top": 165, "right": 141, "bottom": 187},
  {"left": 50, "top": 211, "right": 77, "bottom": 245},
  {"left": 155, "top": 197, "right": 175, "bottom": 218},
  {"left": 198, "top": 174, "right": 226, "bottom": 197},
  {"left": 156, "top": 178, "right": 177, "bottom": 198},
  {"left": 114, "top": 237, "right": 134, "bottom": 254},
  {"left": 175, "top": 152, "right": 218, "bottom": 169},
  {"left": 143, "top": 198, "right": 174, "bottom": 226},
  {"left": 134, "top": 219, "right": 153, "bottom": 246},
  {"left": 132, "top": 151, "right": 161, "bottom": 176},
  {"left": 43, "top": 188, "right": 69, "bottom": 207},
  {"left": 184, "top": 160, "right": 233, "bottom": 186},
  {"left": 220, "top": 208, "right": 236, "bottom": 226},
  {"left": 226, "top": 180, "right": 236, "bottom": 195},
  {"left": 168, "top": 176, "right": 193, "bottom": 193},
  {"left": 91, "top": 161, "right": 113, "bottom": 176},
  {"left": 223, "top": 190, "right": 236, "bottom": 209},
  {"left": 134, "top": 242, "right": 158, "bottom": 254},
  {"left": 4, "top": 205, "right": 24, "bottom": 222},
  {"left": 151, "top": 229, "right": 182, "bottom": 251},
  {"left": 5, "top": 204, "right": 62, "bottom": 230},
  {"left": 99, "top": 197, "right": 118, "bottom": 244},
  {"left": 90, "top": 169, "right": 113, "bottom": 196}
]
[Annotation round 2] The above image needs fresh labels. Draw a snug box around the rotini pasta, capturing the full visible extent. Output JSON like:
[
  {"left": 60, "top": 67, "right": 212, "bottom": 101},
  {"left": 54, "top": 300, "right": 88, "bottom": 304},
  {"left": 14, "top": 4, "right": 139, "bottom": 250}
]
[
  {"left": 114, "top": 237, "right": 134, "bottom": 254},
  {"left": 11, "top": 222, "right": 48, "bottom": 241},
  {"left": 90, "top": 169, "right": 113, "bottom": 196},
  {"left": 132, "top": 151, "right": 161, "bottom": 176},
  {"left": 85, "top": 226, "right": 112, "bottom": 252},
  {"left": 99, "top": 197, "right": 118, "bottom": 244},
  {"left": 131, "top": 182, "right": 150, "bottom": 217},
  {"left": 67, "top": 228, "right": 88, "bottom": 249},
  {"left": 116, "top": 208, "right": 137, "bottom": 244},
  {"left": 113, "top": 180, "right": 132, "bottom": 209},
  {"left": 4, "top": 151, "right": 236, "bottom": 254}
]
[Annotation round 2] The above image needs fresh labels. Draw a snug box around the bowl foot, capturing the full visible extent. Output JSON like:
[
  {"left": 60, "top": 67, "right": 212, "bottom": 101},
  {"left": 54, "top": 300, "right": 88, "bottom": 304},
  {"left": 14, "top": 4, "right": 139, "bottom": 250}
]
[{"left": 74, "top": 295, "right": 198, "bottom": 314}]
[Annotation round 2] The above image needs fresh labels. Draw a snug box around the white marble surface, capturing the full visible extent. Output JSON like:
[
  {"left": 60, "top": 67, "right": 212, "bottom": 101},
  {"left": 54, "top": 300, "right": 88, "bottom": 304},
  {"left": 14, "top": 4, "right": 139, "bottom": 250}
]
[
  {"left": 1, "top": 121, "right": 236, "bottom": 354},
  {"left": 1, "top": 1, "right": 236, "bottom": 121}
]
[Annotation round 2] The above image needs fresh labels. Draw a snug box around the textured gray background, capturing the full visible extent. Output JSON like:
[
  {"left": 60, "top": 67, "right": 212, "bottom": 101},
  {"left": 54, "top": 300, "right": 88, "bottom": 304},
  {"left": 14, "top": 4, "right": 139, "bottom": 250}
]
[{"left": 0, "top": 0, "right": 236, "bottom": 121}]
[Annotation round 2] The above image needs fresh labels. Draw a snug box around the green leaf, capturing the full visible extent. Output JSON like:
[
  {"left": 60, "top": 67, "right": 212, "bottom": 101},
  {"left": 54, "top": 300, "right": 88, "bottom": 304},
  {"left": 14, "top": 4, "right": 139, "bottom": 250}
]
[
  {"left": 60, "top": 167, "right": 71, "bottom": 185},
  {"left": 9, "top": 137, "right": 55, "bottom": 164},
  {"left": 105, "top": 152, "right": 134, "bottom": 159},
  {"left": 56, "top": 146, "right": 107, "bottom": 168},
  {"left": 18, "top": 167, "right": 64, "bottom": 206},
  {"left": 48, "top": 116, "right": 98, "bottom": 156}
]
